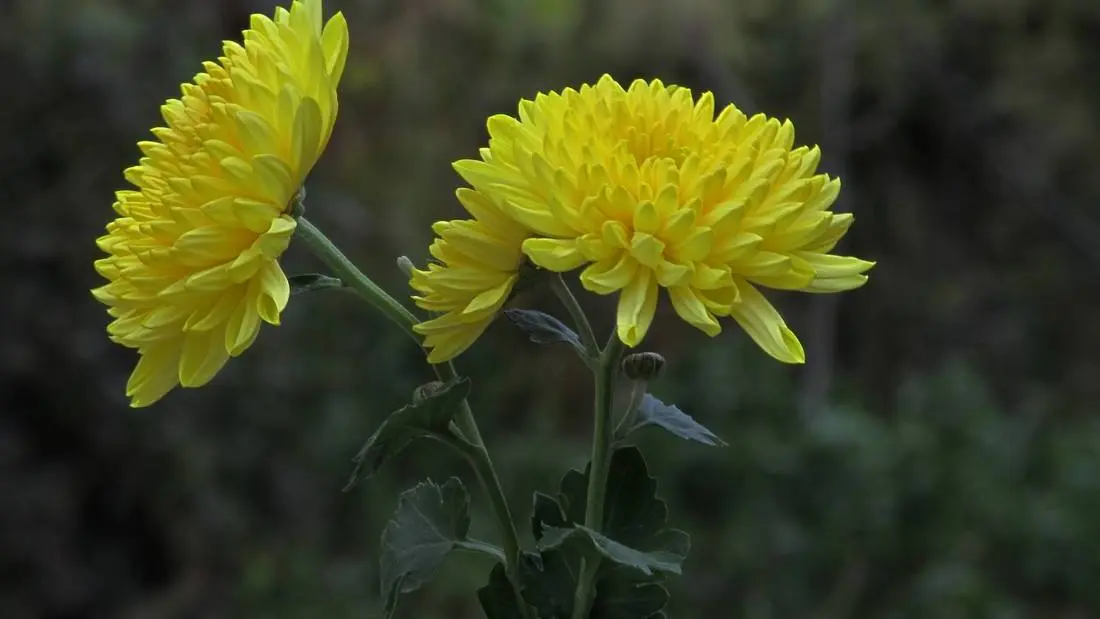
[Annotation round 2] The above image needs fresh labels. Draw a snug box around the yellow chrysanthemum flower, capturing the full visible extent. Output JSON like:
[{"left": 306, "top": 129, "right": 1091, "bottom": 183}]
[
  {"left": 92, "top": 0, "right": 349, "bottom": 407},
  {"left": 409, "top": 189, "right": 530, "bottom": 363},
  {"left": 453, "top": 75, "right": 873, "bottom": 362}
]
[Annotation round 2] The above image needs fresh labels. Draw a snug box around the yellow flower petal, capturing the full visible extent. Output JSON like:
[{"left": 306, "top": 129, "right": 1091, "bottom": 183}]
[
  {"left": 581, "top": 254, "right": 638, "bottom": 295},
  {"left": 727, "top": 281, "right": 805, "bottom": 363},
  {"left": 126, "top": 340, "right": 183, "bottom": 408},
  {"left": 806, "top": 274, "right": 870, "bottom": 293},
  {"left": 321, "top": 11, "right": 349, "bottom": 83},
  {"left": 798, "top": 253, "right": 876, "bottom": 278},
  {"left": 179, "top": 328, "right": 231, "bottom": 387},
  {"left": 256, "top": 261, "right": 290, "bottom": 325},
  {"left": 616, "top": 270, "right": 658, "bottom": 347},
  {"left": 629, "top": 233, "right": 666, "bottom": 268},
  {"left": 633, "top": 201, "right": 661, "bottom": 235},
  {"left": 464, "top": 275, "right": 517, "bottom": 314},
  {"left": 522, "top": 237, "right": 587, "bottom": 271},
  {"left": 669, "top": 286, "right": 721, "bottom": 337}
]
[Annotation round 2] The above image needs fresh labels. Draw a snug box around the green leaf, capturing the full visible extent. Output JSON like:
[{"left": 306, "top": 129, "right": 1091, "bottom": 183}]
[
  {"left": 629, "top": 393, "right": 727, "bottom": 446},
  {"left": 478, "top": 562, "right": 526, "bottom": 619},
  {"left": 518, "top": 550, "right": 580, "bottom": 619},
  {"left": 288, "top": 273, "right": 344, "bottom": 295},
  {"left": 504, "top": 309, "right": 585, "bottom": 356},
  {"left": 380, "top": 478, "right": 472, "bottom": 618},
  {"left": 344, "top": 378, "right": 471, "bottom": 491},
  {"left": 591, "top": 566, "right": 669, "bottom": 619},
  {"left": 530, "top": 470, "right": 586, "bottom": 542},
  {"left": 538, "top": 526, "right": 688, "bottom": 576},
  {"left": 533, "top": 447, "right": 687, "bottom": 552},
  {"left": 527, "top": 447, "right": 688, "bottom": 616},
  {"left": 531, "top": 491, "right": 569, "bottom": 541}
]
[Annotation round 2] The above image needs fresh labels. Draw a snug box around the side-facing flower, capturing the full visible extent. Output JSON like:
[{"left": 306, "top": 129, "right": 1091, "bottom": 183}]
[
  {"left": 409, "top": 189, "right": 529, "bottom": 363},
  {"left": 93, "top": 0, "right": 349, "bottom": 407},
  {"left": 453, "top": 75, "right": 873, "bottom": 362}
]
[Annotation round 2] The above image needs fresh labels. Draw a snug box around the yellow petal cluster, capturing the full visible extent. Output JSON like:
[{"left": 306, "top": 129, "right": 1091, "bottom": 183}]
[
  {"left": 444, "top": 74, "right": 872, "bottom": 362},
  {"left": 92, "top": 0, "right": 349, "bottom": 406},
  {"left": 410, "top": 189, "right": 530, "bottom": 363}
]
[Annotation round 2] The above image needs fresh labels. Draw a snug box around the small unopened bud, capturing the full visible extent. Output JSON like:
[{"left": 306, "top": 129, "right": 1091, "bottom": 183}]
[
  {"left": 621, "top": 352, "right": 665, "bottom": 381},
  {"left": 397, "top": 255, "right": 416, "bottom": 277},
  {"left": 412, "top": 380, "right": 446, "bottom": 404}
]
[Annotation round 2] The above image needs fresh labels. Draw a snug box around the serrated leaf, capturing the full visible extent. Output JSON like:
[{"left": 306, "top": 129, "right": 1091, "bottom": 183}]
[
  {"left": 504, "top": 309, "right": 585, "bottom": 356},
  {"left": 527, "top": 447, "right": 687, "bottom": 617},
  {"left": 344, "top": 378, "right": 471, "bottom": 491},
  {"left": 380, "top": 478, "right": 470, "bottom": 618},
  {"left": 629, "top": 393, "right": 727, "bottom": 446},
  {"left": 592, "top": 566, "right": 670, "bottom": 619},
  {"left": 288, "top": 273, "right": 344, "bottom": 295},
  {"left": 478, "top": 562, "right": 526, "bottom": 619},
  {"left": 539, "top": 526, "right": 688, "bottom": 576},
  {"left": 532, "top": 491, "right": 569, "bottom": 542},
  {"left": 533, "top": 447, "right": 682, "bottom": 550}
]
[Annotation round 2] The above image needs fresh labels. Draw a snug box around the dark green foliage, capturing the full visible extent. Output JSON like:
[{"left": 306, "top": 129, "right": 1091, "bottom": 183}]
[
  {"left": 381, "top": 478, "right": 499, "bottom": 617},
  {"left": 504, "top": 309, "right": 586, "bottom": 358},
  {"left": 477, "top": 562, "right": 529, "bottom": 619},
  {"left": 590, "top": 567, "right": 669, "bottom": 619},
  {"left": 344, "top": 378, "right": 471, "bottom": 490},
  {"left": 625, "top": 393, "right": 727, "bottom": 447},
  {"left": 537, "top": 526, "right": 687, "bottom": 577},
  {"left": 520, "top": 447, "right": 687, "bottom": 617},
  {"left": 531, "top": 492, "right": 570, "bottom": 540}
]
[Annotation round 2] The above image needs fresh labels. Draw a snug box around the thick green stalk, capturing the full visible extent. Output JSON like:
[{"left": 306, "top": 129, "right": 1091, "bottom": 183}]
[
  {"left": 295, "top": 217, "right": 529, "bottom": 618},
  {"left": 572, "top": 335, "right": 626, "bottom": 619}
]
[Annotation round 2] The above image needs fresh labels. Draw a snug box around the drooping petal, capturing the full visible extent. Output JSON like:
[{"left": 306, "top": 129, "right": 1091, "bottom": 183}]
[
  {"left": 727, "top": 280, "right": 805, "bottom": 364},
  {"left": 256, "top": 260, "right": 291, "bottom": 325},
  {"left": 179, "top": 328, "right": 231, "bottom": 387},
  {"left": 126, "top": 339, "right": 184, "bottom": 408},
  {"left": 669, "top": 285, "right": 721, "bottom": 337},
  {"left": 616, "top": 270, "right": 658, "bottom": 347}
]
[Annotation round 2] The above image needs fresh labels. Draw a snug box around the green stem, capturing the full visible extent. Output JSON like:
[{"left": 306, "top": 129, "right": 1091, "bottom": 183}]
[
  {"left": 550, "top": 274, "right": 600, "bottom": 361},
  {"left": 434, "top": 362, "right": 527, "bottom": 605},
  {"left": 295, "top": 217, "right": 530, "bottom": 619},
  {"left": 572, "top": 334, "right": 627, "bottom": 619},
  {"left": 295, "top": 217, "right": 420, "bottom": 342}
]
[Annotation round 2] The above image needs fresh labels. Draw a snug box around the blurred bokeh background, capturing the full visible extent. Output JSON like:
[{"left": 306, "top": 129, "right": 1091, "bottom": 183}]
[{"left": 4, "top": 0, "right": 1100, "bottom": 617}]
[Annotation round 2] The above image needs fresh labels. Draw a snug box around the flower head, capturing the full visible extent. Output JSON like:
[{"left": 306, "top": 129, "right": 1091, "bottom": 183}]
[
  {"left": 409, "top": 189, "right": 529, "bottom": 363},
  {"left": 454, "top": 75, "right": 873, "bottom": 362},
  {"left": 93, "top": 0, "right": 349, "bottom": 407}
]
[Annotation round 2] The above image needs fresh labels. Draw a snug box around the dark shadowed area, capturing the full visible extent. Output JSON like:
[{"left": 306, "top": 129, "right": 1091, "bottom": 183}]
[{"left": 4, "top": 0, "right": 1100, "bottom": 618}]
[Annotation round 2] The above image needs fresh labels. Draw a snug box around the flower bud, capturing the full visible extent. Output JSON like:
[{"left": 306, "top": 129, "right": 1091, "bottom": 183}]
[
  {"left": 621, "top": 352, "right": 665, "bottom": 381},
  {"left": 396, "top": 255, "right": 416, "bottom": 277}
]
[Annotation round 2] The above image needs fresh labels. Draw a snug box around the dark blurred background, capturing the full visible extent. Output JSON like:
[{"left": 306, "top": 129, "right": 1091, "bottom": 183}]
[{"left": 5, "top": 0, "right": 1100, "bottom": 617}]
